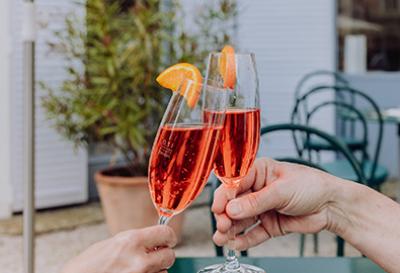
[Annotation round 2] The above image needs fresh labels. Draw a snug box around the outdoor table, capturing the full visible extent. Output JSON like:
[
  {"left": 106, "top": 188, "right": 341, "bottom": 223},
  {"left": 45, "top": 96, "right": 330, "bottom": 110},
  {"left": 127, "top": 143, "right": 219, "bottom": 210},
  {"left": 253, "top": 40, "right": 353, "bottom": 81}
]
[{"left": 169, "top": 257, "right": 384, "bottom": 273}]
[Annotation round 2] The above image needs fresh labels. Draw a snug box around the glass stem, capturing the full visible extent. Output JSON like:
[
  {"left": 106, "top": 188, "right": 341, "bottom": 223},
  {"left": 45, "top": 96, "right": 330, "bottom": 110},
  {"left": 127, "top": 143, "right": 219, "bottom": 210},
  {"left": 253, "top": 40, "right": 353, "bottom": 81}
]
[
  {"left": 158, "top": 215, "right": 171, "bottom": 225},
  {"left": 225, "top": 248, "right": 240, "bottom": 270},
  {"left": 224, "top": 186, "right": 240, "bottom": 271},
  {"left": 154, "top": 215, "right": 172, "bottom": 251}
]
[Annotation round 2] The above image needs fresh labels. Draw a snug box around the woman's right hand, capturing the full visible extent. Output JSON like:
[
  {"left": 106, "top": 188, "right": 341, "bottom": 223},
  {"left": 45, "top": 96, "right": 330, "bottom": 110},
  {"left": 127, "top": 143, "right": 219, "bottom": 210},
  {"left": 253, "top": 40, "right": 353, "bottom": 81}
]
[
  {"left": 212, "top": 158, "right": 348, "bottom": 250},
  {"left": 213, "top": 158, "right": 400, "bottom": 273},
  {"left": 62, "top": 225, "right": 177, "bottom": 273}
]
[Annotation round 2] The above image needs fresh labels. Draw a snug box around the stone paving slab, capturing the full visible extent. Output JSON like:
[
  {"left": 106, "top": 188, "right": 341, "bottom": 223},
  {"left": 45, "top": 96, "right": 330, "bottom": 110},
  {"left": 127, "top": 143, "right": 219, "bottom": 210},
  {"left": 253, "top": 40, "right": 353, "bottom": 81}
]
[{"left": 0, "top": 203, "right": 104, "bottom": 236}]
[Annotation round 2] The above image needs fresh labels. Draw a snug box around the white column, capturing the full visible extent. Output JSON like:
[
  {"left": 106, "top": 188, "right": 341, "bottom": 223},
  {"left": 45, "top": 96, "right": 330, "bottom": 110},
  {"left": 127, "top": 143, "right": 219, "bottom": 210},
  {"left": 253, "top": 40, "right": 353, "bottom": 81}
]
[
  {"left": 344, "top": 34, "right": 367, "bottom": 74},
  {"left": 0, "top": 0, "right": 14, "bottom": 219}
]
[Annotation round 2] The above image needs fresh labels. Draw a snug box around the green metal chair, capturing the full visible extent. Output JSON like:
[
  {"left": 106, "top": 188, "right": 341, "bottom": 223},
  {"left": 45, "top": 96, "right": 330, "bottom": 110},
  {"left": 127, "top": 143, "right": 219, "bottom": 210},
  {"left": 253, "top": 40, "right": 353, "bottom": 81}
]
[
  {"left": 260, "top": 123, "right": 366, "bottom": 257},
  {"left": 293, "top": 98, "right": 365, "bottom": 153},
  {"left": 294, "top": 70, "right": 349, "bottom": 100},
  {"left": 292, "top": 85, "right": 388, "bottom": 191},
  {"left": 294, "top": 71, "right": 366, "bottom": 153},
  {"left": 301, "top": 100, "right": 368, "bottom": 165}
]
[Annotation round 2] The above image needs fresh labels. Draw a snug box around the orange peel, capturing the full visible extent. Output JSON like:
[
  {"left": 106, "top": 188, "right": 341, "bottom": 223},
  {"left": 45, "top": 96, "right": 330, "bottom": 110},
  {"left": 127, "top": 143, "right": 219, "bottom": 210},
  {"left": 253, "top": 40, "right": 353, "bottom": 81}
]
[
  {"left": 219, "top": 45, "right": 236, "bottom": 89},
  {"left": 156, "top": 63, "right": 203, "bottom": 108}
]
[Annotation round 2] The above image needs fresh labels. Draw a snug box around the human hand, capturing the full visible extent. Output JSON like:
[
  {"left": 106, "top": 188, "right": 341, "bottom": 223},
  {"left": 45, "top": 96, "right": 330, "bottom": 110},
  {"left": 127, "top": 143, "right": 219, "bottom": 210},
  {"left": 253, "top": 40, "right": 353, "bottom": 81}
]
[
  {"left": 212, "top": 158, "right": 343, "bottom": 250},
  {"left": 62, "top": 225, "right": 177, "bottom": 273}
]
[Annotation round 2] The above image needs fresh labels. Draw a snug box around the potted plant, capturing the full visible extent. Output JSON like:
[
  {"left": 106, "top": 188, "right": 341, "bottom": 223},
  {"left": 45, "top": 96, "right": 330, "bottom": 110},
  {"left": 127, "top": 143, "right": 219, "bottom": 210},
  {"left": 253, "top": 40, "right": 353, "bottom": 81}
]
[{"left": 41, "top": 0, "right": 236, "bottom": 239}]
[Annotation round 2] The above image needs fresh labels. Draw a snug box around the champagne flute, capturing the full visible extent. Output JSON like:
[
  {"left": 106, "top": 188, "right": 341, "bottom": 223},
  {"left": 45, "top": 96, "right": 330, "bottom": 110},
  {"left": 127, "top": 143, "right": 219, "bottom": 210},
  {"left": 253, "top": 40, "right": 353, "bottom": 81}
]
[
  {"left": 149, "top": 79, "right": 227, "bottom": 225},
  {"left": 200, "top": 52, "right": 263, "bottom": 273}
]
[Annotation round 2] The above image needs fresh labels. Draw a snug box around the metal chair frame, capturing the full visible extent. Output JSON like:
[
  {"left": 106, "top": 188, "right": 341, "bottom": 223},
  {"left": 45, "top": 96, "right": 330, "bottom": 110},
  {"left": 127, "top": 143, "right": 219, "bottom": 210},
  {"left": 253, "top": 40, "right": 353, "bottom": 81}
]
[
  {"left": 294, "top": 70, "right": 349, "bottom": 100},
  {"left": 291, "top": 85, "right": 384, "bottom": 185},
  {"left": 294, "top": 70, "right": 357, "bottom": 151}
]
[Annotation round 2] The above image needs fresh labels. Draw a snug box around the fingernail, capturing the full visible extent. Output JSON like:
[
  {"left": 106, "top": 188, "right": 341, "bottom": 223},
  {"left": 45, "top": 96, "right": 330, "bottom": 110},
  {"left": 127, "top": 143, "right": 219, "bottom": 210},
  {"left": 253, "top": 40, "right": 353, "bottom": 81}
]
[{"left": 228, "top": 200, "right": 242, "bottom": 216}]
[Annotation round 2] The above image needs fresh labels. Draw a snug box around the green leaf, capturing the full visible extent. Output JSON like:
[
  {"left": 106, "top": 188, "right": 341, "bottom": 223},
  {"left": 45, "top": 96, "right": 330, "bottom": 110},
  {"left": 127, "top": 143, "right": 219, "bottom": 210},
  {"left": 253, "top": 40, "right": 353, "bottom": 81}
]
[{"left": 99, "top": 126, "right": 117, "bottom": 135}]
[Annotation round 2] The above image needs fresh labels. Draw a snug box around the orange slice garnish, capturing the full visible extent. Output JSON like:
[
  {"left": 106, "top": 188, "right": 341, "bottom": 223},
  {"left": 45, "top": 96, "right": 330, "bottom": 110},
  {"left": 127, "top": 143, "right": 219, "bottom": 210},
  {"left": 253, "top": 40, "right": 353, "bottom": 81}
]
[
  {"left": 219, "top": 45, "right": 236, "bottom": 89},
  {"left": 156, "top": 63, "right": 203, "bottom": 108}
]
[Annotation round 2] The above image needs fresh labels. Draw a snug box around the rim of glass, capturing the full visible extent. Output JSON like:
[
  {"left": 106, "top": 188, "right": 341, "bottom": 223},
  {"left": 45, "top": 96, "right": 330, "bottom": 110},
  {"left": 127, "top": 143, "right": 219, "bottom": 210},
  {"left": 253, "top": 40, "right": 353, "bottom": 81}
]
[
  {"left": 179, "top": 78, "right": 228, "bottom": 92},
  {"left": 208, "top": 51, "right": 256, "bottom": 57}
]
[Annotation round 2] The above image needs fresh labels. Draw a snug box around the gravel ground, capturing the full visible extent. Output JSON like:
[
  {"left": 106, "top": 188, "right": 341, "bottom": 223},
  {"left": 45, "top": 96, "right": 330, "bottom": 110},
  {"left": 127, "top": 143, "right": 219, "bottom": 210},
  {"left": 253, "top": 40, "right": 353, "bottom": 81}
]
[{"left": 0, "top": 205, "right": 361, "bottom": 273}]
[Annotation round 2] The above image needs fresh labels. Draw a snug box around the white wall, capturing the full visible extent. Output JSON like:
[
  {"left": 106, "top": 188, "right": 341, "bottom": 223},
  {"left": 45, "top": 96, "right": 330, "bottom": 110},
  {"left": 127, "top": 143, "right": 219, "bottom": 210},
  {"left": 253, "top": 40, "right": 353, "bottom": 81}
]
[
  {"left": 181, "top": 1, "right": 336, "bottom": 158},
  {"left": 235, "top": 0, "right": 336, "bottom": 158},
  {"left": 344, "top": 73, "right": 400, "bottom": 179},
  {"left": 0, "top": 0, "right": 14, "bottom": 218},
  {"left": 9, "top": 0, "right": 88, "bottom": 212}
]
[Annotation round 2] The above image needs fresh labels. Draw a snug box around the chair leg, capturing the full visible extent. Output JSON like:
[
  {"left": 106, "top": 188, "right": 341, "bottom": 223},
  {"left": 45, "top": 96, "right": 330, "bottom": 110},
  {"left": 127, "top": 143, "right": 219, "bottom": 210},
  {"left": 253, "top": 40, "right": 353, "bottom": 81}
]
[
  {"left": 210, "top": 209, "right": 224, "bottom": 256},
  {"left": 336, "top": 236, "right": 345, "bottom": 256},
  {"left": 313, "top": 233, "right": 319, "bottom": 254},
  {"left": 209, "top": 180, "right": 224, "bottom": 257},
  {"left": 316, "top": 151, "right": 321, "bottom": 163},
  {"left": 215, "top": 244, "right": 224, "bottom": 257},
  {"left": 299, "top": 234, "right": 306, "bottom": 256}
]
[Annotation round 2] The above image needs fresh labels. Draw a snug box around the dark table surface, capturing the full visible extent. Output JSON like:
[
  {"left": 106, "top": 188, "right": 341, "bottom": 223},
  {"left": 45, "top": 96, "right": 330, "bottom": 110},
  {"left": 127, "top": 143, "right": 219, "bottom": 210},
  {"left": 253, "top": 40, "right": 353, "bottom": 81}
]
[{"left": 169, "top": 257, "right": 385, "bottom": 273}]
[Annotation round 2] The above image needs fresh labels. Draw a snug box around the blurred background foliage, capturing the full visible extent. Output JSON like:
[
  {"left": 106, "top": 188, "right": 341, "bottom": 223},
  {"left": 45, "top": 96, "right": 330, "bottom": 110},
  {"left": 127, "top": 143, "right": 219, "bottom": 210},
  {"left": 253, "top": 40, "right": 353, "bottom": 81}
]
[{"left": 41, "top": 0, "right": 237, "bottom": 175}]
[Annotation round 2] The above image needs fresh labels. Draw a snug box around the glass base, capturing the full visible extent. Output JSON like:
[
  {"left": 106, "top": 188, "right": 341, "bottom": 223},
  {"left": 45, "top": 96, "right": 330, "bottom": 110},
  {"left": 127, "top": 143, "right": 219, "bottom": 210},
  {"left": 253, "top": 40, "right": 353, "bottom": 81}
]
[{"left": 198, "top": 263, "right": 265, "bottom": 273}]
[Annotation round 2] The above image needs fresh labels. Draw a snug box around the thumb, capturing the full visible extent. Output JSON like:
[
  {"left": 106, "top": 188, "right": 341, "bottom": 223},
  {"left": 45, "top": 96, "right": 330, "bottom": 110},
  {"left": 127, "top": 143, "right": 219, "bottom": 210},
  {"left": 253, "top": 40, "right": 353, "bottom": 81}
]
[{"left": 226, "top": 185, "right": 282, "bottom": 219}]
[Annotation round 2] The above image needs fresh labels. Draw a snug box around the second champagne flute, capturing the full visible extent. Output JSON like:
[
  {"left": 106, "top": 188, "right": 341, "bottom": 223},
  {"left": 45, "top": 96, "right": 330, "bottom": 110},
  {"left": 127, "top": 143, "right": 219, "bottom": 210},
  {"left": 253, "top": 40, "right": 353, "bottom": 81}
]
[
  {"left": 200, "top": 51, "right": 263, "bottom": 273},
  {"left": 148, "top": 79, "right": 227, "bottom": 225}
]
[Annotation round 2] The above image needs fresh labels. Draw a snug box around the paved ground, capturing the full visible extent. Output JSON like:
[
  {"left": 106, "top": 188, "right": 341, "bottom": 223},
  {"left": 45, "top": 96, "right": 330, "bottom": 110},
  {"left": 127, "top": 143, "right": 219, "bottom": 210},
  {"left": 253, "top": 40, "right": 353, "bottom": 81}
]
[{"left": 0, "top": 205, "right": 361, "bottom": 273}]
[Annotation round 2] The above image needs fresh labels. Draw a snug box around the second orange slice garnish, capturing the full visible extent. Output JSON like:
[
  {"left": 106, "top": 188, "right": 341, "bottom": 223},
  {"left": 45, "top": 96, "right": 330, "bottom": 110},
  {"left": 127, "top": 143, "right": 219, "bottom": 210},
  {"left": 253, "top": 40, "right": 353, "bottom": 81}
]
[
  {"left": 219, "top": 45, "right": 236, "bottom": 89},
  {"left": 156, "top": 63, "right": 203, "bottom": 108}
]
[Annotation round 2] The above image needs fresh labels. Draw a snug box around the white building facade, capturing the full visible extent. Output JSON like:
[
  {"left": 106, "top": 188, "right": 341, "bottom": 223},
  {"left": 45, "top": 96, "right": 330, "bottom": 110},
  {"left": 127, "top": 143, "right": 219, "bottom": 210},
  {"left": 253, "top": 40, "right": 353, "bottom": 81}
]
[
  {"left": 0, "top": 0, "right": 88, "bottom": 218},
  {"left": 0, "top": 0, "right": 336, "bottom": 217}
]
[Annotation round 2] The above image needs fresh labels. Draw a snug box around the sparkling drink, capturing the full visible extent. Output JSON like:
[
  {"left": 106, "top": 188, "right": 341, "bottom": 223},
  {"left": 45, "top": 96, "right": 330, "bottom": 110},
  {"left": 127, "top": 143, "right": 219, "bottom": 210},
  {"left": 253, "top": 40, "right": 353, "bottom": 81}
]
[
  {"left": 199, "top": 50, "right": 264, "bottom": 273},
  {"left": 213, "top": 108, "right": 260, "bottom": 186},
  {"left": 149, "top": 124, "right": 222, "bottom": 217}
]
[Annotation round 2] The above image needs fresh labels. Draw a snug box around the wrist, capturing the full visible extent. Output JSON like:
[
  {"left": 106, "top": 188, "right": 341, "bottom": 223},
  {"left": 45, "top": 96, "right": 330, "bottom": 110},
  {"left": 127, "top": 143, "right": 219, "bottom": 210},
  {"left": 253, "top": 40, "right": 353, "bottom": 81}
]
[{"left": 325, "top": 176, "right": 362, "bottom": 237}]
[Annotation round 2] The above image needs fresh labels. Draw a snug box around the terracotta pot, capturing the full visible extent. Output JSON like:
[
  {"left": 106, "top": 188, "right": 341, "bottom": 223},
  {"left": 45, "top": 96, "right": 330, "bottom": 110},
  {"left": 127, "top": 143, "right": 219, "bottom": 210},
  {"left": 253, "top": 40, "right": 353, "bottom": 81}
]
[{"left": 95, "top": 166, "right": 184, "bottom": 243}]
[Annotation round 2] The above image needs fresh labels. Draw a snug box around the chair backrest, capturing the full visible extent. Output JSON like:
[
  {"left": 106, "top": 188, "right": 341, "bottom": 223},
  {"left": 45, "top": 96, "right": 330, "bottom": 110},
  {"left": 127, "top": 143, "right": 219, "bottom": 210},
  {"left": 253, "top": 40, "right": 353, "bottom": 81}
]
[
  {"left": 261, "top": 123, "right": 366, "bottom": 184},
  {"left": 294, "top": 70, "right": 349, "bottom": 100},
  {"left": 291, "top": 85, "right": 384, "bottom": 183},
  {"left": 307, "top": 100, "right": 369, "bottom": 164},
  {"left": 294, "top": 71, "right": 353, "bottom": 141}
]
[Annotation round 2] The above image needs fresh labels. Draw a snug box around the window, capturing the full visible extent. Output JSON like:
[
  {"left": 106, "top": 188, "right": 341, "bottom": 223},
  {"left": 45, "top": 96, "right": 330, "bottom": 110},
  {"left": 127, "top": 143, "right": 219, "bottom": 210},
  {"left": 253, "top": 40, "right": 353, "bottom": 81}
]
[
  {"left": 338, "top": 0, "right": 400, "bottom": 71},
  {"left": 385, "top": 0, "right": 398, "bottom": 11}
]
